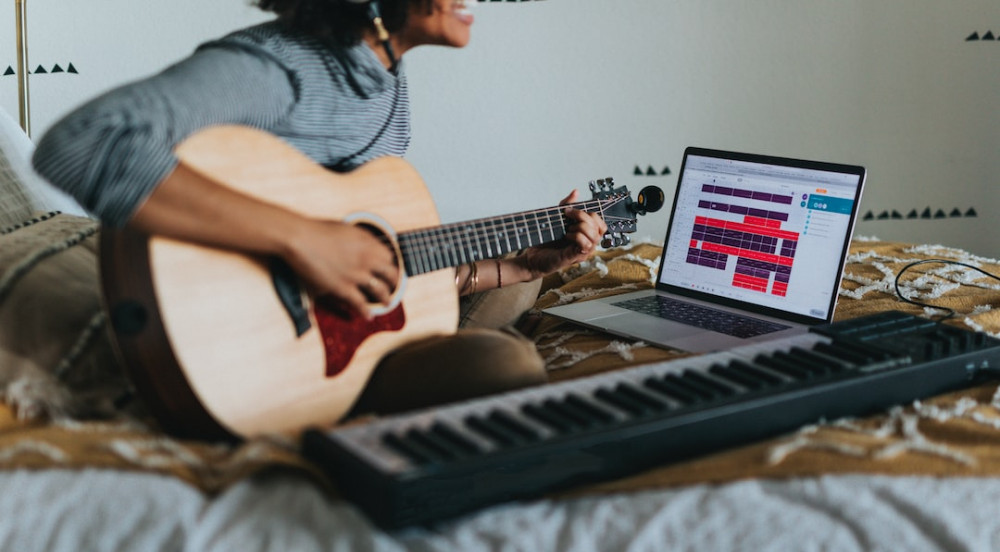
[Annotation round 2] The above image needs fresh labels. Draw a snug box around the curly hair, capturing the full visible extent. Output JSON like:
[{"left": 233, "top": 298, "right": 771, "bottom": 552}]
[{"left": 255, "top": 0, "right": 433, "bottom": 46}]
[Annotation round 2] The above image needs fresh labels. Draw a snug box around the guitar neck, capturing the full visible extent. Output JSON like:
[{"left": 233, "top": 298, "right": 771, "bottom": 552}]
[{"left": 399, "top": 200, "right": 601, "bottom": 276}]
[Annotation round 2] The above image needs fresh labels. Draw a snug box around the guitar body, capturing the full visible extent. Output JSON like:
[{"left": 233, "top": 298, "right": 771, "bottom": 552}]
[{"left": 101, "top": 126, "right": 458, "bottom": 440}]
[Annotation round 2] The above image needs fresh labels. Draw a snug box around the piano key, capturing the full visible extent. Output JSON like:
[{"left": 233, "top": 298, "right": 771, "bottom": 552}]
[
  {"left": 488, "top": 410, "right": 543, "bottom": 442},
  {"left": 728, "top": 359, "right": 785, "bottom": 385},
  {"left": 543, "top": 398, "right": 598, "bottom": 429},
  {"left": 771, "top": 350, "right": 829, "bottom": 377},
  {"left": 404, "top": 427, "right": 463, "bottom": 461},
  {"left": 429, "top": 422, "right": 484, "bottom": 456},
  {"left": 669, "top": 372, "right": 727, "bottom": 399},
  {"left": 642, "top": 375, "right": 701, "bottom": 405},
  {"left": 562, "top": 393, "right": 618, "bottom": 424},
  {"left": 594, "top": 387, "right": 652, "bottom": 416},
  {"left": 787, "top": 346, "right": 849, "bottom": 373},
  {"left": 522, "top": 403, "right": 576, "bottom": 434},
  {"left": 754, "top": 353, "right": 812, "bottom": 380},
  {"left": 708, "top": 363, "right": 766, "bottom": 390},
  {"left": 682, "top": 369, "right": 738, "bottom": 396},
  {"left": 614, "top": 382, "right": 671, "bottom": 412},
  {"left": 464, "top": 414, "right": 520, "bottom": 448},
  {"left": 813, "top": 341, "right": 867, "bottom": 365},
  {"left": 382, "top": 432, "right": 436, "bottom": 465}
]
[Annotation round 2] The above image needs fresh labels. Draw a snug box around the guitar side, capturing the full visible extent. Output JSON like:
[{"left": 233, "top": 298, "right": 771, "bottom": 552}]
[{"left": 100, "top": 126, "right": 458, "bottom": 439}]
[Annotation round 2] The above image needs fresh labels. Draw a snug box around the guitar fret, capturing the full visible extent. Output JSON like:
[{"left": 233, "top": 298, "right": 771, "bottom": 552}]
[
  {"left": 429, "top": 228, "right": 446, "bottom": 272},
  {"left": 408, "top": 231, "right": 423, "bottom": 275},
  {"left": 514, "top": 215, "right": 527, "bottom": 251},
  {"left": 473, "top": 222, "right": 488, "bottom": 260},
  {"left": 534, "top": 211, "right": 545, "bottom": 246},
  {"left": 418, "top": 229, "right": 434, "bottom": 274},
  {"left": 489, "top": 218, "right": 502, "bottom": 259}
]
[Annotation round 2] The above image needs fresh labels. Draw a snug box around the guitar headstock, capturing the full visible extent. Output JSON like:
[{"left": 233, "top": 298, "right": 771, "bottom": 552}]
[{"left": 589, "top": 178, "right": 665, "bottom": 248}]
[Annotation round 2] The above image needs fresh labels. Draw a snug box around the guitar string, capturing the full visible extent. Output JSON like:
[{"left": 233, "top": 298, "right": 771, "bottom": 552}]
[
  {"left": 394, "top": 197, "right": 633, "bottom": 255},
  {"left": 377, "top": 196, "right": 635, "bottom": 272}
]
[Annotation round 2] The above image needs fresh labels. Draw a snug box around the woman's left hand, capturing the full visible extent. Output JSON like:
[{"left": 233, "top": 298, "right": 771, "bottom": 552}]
[{"left": 520, "top": 189, "right": 608, "bottom": 279}]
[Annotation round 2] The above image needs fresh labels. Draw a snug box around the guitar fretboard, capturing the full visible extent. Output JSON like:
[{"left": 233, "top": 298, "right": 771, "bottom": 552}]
[{"left": 399, "top": 200, "right": 606, "bottom": 276}]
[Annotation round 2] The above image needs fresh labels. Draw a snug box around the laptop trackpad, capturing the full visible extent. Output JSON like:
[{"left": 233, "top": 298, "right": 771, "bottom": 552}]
[{"left": 598, "top": 313, "right": 706, "bottom": 341}]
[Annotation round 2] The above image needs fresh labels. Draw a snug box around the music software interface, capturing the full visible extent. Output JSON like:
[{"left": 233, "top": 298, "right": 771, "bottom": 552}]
[{"left": 660, "top": 154, "right": 861, "bottom": 320}]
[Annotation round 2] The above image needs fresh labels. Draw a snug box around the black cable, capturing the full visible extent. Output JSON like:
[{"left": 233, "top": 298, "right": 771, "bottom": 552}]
[{"left": 894, "top": 258, "right": 1000, "bottom": 321}]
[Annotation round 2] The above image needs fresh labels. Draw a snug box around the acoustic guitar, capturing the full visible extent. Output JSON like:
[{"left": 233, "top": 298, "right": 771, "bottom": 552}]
[{"left": 100, "top": 126, "right": 662, "bottom": 440}]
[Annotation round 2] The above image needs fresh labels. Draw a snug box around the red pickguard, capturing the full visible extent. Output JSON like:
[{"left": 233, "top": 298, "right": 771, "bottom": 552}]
[{"left": 314, "top": 303, "right": 407, "bottom": 377}]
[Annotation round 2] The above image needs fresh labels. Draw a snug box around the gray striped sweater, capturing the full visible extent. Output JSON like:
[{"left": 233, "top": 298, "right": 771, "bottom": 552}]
[{"left": 32, "top": 21, "right": 411, "bottom": 227}]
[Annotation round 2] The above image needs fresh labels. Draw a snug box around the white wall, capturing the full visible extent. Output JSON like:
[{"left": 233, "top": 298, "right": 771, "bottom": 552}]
[{"left": 2, "top": 0, "right": 998, "bottom": 254}]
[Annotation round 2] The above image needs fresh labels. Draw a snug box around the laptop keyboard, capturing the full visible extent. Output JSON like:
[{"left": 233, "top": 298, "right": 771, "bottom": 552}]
[{"left": 612, "top": 295, "right": 791, "bottom": 339}]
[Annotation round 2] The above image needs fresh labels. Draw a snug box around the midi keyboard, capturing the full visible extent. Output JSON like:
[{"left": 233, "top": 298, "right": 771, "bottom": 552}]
[{"left": 303, "top": 311, "right": 1000, "bottom": 528}]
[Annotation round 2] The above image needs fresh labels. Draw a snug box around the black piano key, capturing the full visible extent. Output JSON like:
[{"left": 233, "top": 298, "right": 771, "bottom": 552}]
[
  {"left": 488, "top": 410, "right": 542, "bottom": 442},
  {"left": 594, "top": 387, "right": 650, "bottom": 416},
  {"left": 543, "top": 398, "right": 598, "bottom": 429},
  {"left": 682, "top": 369, "right": 738, "bottom": 396},
  {"left": 729, "top": 359, "right": 784, "bottom": 385},
  {"left": 813, "top": 341, "right": 866, "bottom": 365},
  {"left": 562, "top": 393, "right": 617, "bottom": 424},
  {"left": 382, "top": 432, "right": 436, "bottom": 465},
  {"left": 464, "top": 414, "right": 519, "bottom": 448},
  {"left": 405, "top": 428, "right": 462, "bottom": 461},
  {"left": 615, "top": 382, "right": 671, "bottom": 412},
  {"left": 788, "top": 346, "right": 849, "bottom": 373},
  {"left": 429, "top": 422, "right": 484, "bottom": 456},
  {"left": 754, "top": 353, "right": 812, "bottom": 380},
  {"left": 522, "top": 403, "right": 576, "bottom": 434},
  {"left": 708, "top": 363, "right": 766, "bottom": 390},
  {"left": 643, "top": 376, "right": 701, "bottom": 404},
  {"left": 772, "top": 351, "right": 829, "bottom": 377},
  {"left": 668, "top": 373, "right": 721, "bottom": 400}
]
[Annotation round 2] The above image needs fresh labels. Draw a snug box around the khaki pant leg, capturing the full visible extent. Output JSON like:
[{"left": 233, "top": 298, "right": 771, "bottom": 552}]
[{"left": 352, "top": 328, "right": 547, "bottom": 416}]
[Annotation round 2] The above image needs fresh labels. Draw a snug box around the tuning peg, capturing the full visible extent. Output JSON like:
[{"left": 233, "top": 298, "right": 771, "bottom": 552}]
[
  {"left": 601, "top": 235, "right": 614, "bottom": 249},
  {"left": 589, "top": 180, "right": 598, "bottom": 192}
]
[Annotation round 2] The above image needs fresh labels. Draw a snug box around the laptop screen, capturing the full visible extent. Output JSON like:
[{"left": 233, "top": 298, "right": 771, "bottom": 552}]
[{"left": 657, "top": 148, "right": 866, "bottom": 324}]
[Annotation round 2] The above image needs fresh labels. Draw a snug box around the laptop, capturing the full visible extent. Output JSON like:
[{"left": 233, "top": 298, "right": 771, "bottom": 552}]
[{"left": 544, "top": 147, "right": 866, "bottom": 353}]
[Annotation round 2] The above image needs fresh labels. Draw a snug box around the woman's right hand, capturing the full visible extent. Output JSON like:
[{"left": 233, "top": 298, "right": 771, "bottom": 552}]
[{"left": 281, "top": 219, "right": 400, "bottom": 320}]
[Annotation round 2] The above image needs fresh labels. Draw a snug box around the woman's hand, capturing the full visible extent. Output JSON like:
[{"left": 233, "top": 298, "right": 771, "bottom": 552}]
[
  {"left": 282, "top": 219, "right": 400, "bottom": 319},
  {"left": 519, "top": 189, "right": 608, "bottom": 279}
]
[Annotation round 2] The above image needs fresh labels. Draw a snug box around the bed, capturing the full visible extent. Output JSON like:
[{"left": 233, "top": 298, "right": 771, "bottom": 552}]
[{"left": 5, "top": 119, "right": 1000, "bottom": 550}]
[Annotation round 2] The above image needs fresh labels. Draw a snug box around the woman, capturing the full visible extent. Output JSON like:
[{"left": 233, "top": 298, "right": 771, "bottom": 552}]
[{"left": 32, "top": 0, "right": 607, "bottom": 415}]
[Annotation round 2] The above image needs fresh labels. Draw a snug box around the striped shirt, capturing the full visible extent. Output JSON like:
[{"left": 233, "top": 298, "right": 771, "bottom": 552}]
[{"left": 32, "top": 21, "right": 411, "bottom": 227}]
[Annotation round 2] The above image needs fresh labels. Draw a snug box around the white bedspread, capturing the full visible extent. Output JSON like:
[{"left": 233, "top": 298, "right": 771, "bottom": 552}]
[{"left": 2, "top": 469, "right": 998, "bottom": 551}]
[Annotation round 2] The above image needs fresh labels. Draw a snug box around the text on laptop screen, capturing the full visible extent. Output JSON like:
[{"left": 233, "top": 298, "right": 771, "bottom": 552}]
[{"left": 659, "top": 153, "right": 863, "bottom": 321}]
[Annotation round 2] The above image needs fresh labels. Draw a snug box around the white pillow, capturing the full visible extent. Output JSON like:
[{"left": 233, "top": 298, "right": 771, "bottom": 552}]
[{"left": 0, "top": 108, "right": 89, "bottom": 226}]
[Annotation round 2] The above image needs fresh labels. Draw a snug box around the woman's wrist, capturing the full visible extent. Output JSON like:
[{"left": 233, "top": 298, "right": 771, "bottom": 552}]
[{"left": 505, "top": 254, "right": 539, "bottom": 284}]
